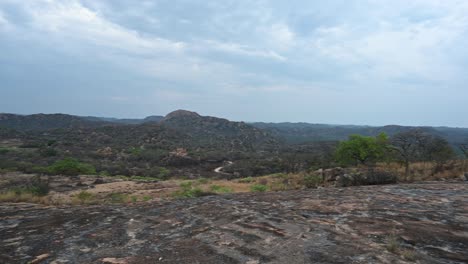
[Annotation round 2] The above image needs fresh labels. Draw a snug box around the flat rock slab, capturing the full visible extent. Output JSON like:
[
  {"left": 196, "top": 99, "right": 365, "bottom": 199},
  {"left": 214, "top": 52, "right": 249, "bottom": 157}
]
[{"left": 1, "top": 183, "right": 467, "bottom": 264}]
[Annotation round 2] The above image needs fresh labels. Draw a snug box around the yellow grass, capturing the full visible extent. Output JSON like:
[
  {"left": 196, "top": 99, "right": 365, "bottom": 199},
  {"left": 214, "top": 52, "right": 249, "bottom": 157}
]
[{"left": 376, "top": 160, "right": 465, "bottom": 182}]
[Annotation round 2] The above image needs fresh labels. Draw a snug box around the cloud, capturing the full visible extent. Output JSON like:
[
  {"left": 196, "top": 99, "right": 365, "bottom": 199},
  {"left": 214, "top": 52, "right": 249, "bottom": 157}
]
[
  {"left": 202, "top": 40, "right": 287, "bottom": 61},
  {"left": 1, "top": 0, "right": 468, "bottom": 126},
  {"left": 23, "top": 0, "right": 185, "bottom": 54},
  {"left": 0, "top": 10, "right": 11, "bottom": 31}
]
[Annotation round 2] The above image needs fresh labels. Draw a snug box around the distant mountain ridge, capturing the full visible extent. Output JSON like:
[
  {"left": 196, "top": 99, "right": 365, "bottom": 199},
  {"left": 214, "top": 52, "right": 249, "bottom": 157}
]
[
  {"left": 251, "top": 122, "right": 468, "bottom": 145},
  {"left": 1, "top": 111, "right": 467, "bottom": 145},
  {"left": 1, "top": 110, "right": 467, "bottom": 177},
  {"left": 0, "top": 113, "right": 164, "bottom": 131}
]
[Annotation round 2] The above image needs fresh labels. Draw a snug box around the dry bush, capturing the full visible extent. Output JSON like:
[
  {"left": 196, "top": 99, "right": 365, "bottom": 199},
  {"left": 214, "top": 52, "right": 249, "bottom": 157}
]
[{"left": 376, "top": 160, "right": 465, "bottom": 182}]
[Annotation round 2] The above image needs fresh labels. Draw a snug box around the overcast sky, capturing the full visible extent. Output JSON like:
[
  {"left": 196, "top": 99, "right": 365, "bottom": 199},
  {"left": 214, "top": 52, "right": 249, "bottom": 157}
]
[{"left": 1, "top": 0, "right": 467, "bottom": 126}]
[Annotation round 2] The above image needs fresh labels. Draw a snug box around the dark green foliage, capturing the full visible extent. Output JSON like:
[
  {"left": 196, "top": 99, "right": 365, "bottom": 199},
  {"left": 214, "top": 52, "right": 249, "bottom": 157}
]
[
  {"left": 39, "top": 147, "right": 58, "bottom": 157},
  {"left": 12, "top": 177, "right": 49, "bottom": 196},
  {"left": 48, "top": 158, "right": 96, "bottom": 176},
  {"left": 0, "top": 148, "right": 10, "bottom": 155},
  {"left": 47, "top": 140, "right": 57, "bottom": 146}
]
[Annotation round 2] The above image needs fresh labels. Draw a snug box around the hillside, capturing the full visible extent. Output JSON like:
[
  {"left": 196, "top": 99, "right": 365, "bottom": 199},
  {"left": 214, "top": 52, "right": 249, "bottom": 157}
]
[
  {"left": 0, "top": 113, "right": 109, "bottom": 131},
  {"left": 1, "top": 110, "right": 467, "bottom": 177},
  {"left": 0, "top": 110, "right": 283, "bottom": 177},
  {"left": 252, "top": 122, "right": 468, "bottom": 145}
]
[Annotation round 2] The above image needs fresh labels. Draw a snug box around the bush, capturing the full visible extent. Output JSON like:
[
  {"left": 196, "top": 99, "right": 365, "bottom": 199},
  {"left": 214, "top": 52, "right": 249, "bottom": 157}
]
[
  {"left": 250, "top": 184, "right": 268, "bottom": 192},
  {"left": 108, "top": 193, "right": 129, "bottom": 203},
  {"left": 48, "top": 158, "right": 96, "bottom": 176},
  {"left": 303, "top": 174, "right": 322, "bottom": 188},
  {"left": 239, "top": 177, "right": 255, "bottom": 183},
  {"left": 39, "top": 147, "right": 58, "bottom": 157},
  {"left": 210, "top": 185, "right": 233, "bottom": 193},
  {"left": 172, "top": 181, "right": 211, "bottom": 198},
  {"left": 76, "top": 191, "right": 94, "bottom": 204},
  {"left": 0, "top": 148, "right": 10, "bottom": 155}
]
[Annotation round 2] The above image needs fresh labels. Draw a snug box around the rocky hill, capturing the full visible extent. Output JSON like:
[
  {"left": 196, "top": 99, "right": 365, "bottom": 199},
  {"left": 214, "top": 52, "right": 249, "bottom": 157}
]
[{"left": 0, "top": 110, "right": 283, "bottom": 177}]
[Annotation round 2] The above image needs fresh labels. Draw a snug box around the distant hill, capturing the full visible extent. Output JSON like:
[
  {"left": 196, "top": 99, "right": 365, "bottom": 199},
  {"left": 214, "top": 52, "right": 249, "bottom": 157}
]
[
  {"left": 83, "top": 115, "right": 164, "bottom": 125},
  {"left": 1, "top": 110, "right": 467, "bottom": 177},
  {"left": 160, "top": 110, "right": 279, "bottom": 151},
  {"left": 0, "top": 113, "right": 110, "bottom": 131},
  {"left": 251, "top": 122, "right": 468, "bottom": 145},
  {"left": 0, "top": 113, "right": 165, "bottom": 131}
]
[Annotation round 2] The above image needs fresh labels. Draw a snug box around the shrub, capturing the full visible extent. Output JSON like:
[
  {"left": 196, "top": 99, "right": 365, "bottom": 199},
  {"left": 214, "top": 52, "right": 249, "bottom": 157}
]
[
  {"left": 385, "top": 234, "right": 400, "bottom": 253},
  {"left": 108, "top": 193, "right": 129, "bottom": 203},
  {"left": 39, "top": 147, "right": 58, "bottom": 157},
  {"left": 210, "top": 185, "right": 233, "bottom": 193},
  {"left": 48, "top": 158, "right": 96, "bottom": 176},
  {"left": 172, "top": 181, "right": 210, "bottom": 198},
  {"left": 0, "top": 178, "right": 49, "bottom": 203},
  {"left": 0, "top": 148, "right": 10, "bottom": 155},
  {"left": 250, "top": 184, "right": 268, "bottom": 192},
  {"left": 239, "top": 177, "right": 255, "bottom": 183},
  {"left": 303, "top": 174, "right": 322, "bottom": 188},
  {"left": 197, "top": 178, "right": 210, "bottom": 184},
  {"left": 76, "top": 191, "right": 94, "bottom": 204}
]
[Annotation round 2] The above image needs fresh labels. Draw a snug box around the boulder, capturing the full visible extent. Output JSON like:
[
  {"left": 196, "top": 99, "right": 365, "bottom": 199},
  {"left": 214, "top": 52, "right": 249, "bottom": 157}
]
[
  {"left": 93, "top": 178, "right": 105, "bottom": 184},
  {"left": 335, "top": 171, "right": 397, "bottom": 187},
  {"left": 322, "top": 167, "right": 343, "bottom": 182}
]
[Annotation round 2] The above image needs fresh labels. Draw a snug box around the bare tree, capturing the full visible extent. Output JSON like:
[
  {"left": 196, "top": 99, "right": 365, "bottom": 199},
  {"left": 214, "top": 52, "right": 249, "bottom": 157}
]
[
  {"left": 460, "top": 143, "right": 468, "bottom": 158},
  {"left": 390, "top": 130, "right": 427, "bottom": 181},
  {"left": 459, "top": 141, "right": 468, "bottom": 172}
]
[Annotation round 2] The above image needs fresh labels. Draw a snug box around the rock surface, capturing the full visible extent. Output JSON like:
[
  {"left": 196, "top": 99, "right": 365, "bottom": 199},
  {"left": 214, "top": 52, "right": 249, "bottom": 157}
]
[{"left": 1, "top": 183, "right": 467, "bottom": 264}]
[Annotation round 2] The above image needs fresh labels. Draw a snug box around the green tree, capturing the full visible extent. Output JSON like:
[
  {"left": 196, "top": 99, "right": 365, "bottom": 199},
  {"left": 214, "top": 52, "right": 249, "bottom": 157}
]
[
  {"left": 336, "top": 133, "right": 389, "bottom": 166},
  {"left": 48, "top": 158, "right": 96, "bottom": 176}
]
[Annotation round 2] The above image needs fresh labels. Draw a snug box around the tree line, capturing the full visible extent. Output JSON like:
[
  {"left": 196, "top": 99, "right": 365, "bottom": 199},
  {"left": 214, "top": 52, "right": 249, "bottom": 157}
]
[{"left": 336, "top": 129, "right": 465, "bottom": 180}]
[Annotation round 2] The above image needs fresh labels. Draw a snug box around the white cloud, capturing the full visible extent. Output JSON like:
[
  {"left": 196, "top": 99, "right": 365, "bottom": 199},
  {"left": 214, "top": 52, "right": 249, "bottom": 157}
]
[
  {"left": 312, "top": 5, "right": 468, "bottom": 82},
  {"left": 24, "top": 0, "right": 184, "bottom": 54},
  {"left": 0, "top": 10, "right": 11, "bottom": 31},
  {"left": 263, "top": 23, "right": 295, "bottom": 51},
  {"left": 203, "top": 40, "right": 287, "bottom": 61}
]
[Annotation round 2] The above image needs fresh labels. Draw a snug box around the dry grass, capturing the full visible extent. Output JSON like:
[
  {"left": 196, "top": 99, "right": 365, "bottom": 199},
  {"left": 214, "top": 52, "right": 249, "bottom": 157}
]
[
  {"left": 0, "top": 191, "right": 51, "bottom": 204},
  {"left": 376, "top": 160, "right": 465, "bottom": 182},
  {"left": 1, "top": 159, "right": 465, "bottom": 206}
]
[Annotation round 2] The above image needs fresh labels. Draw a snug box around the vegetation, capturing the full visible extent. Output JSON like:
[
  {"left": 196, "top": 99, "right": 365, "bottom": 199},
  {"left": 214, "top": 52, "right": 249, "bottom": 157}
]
[
  {"left": 250, "top": 184, "right": 268, "bottom": 192},
  {"left": 108, "top": 192, "right": 129, "bottom": 203},
  {"left": 210, "top": 185, "right": 233, "bottom": 193},
  {"left": 303, "top": 174, "right": 323, "bottom": 188},
  {"left": 48, "top": 158, "right": 96, "bottom": 176},
  {"left": 75, "top": 191, "right": 94, "bottom": 204},
  {"left": 0, "top": 178, "right": 49, "bottom": 203},
  {"left": 336, "top": 133, "right": 389, "bottom": 166},
  {"left": 172, "top": 181, "right": 210, "bottom": 198}
]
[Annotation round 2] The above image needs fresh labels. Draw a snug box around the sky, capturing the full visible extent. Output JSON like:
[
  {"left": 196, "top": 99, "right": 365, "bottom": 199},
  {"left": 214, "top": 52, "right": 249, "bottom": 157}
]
[{"left": 1, "top": 0, "right": 468, "bottom": 127}]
